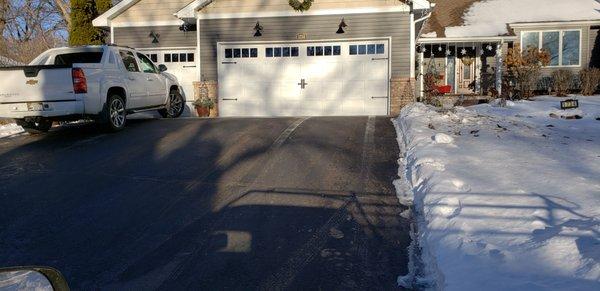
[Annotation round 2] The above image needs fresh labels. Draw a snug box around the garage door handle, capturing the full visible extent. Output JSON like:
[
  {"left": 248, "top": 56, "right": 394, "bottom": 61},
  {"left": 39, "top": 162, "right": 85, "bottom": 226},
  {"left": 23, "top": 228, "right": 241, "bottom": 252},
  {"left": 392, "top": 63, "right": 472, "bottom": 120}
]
[
  {"left": 222, "top": 61, "right": 237, "bottom": 64},
  {"left": 183, "top": 65, "right": 196, "bottom": 68},
  {"left": 222, "top": 98, "right": 238, "bottom": 101},
  {"left": 371, "top": 57, "right": 388, "bottom": 61},
  {"left": 371, "top": 96, "right": 388, "bottom": 99}
]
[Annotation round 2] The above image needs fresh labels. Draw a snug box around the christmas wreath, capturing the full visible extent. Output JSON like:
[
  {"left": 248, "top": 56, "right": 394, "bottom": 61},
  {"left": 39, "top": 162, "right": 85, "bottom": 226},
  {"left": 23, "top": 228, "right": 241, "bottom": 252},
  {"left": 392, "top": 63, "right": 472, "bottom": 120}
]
[{"left": 289, "top": 0, "right": 313, "bottom": 12}]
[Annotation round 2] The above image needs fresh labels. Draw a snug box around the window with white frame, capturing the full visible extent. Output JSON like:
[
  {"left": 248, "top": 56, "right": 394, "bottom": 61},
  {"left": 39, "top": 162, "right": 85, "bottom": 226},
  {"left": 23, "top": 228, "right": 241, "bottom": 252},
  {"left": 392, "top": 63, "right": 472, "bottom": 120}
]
[{"left": 521, "top": 30, "right": 581, "bottom": 67}]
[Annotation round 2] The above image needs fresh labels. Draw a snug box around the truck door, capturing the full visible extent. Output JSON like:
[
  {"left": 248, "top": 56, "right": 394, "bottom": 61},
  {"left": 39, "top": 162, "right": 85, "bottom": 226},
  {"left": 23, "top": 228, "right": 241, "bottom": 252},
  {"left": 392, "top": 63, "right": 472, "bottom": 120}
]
[
  {"left": 118, "top": 50, "right": 146, "bottom": 109},
  {"left": 136, "top": 53, "right": 166, "bottom": 106}
]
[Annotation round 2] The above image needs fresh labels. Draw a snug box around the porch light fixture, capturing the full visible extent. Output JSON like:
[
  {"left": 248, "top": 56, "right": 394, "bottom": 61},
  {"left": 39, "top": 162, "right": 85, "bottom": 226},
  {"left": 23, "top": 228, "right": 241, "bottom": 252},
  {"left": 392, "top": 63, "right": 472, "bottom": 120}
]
[
  {"left": 336, "top": 18, "right": 347, "bottom": 34},
  {"left": 253, "top": 21, "right": 263, "bottom": 37}
]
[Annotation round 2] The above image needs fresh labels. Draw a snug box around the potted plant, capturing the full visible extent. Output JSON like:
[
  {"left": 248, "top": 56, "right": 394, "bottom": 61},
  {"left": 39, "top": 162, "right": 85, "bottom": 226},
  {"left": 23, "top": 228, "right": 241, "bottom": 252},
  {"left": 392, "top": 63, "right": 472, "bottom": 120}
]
[{"left": 193, "top": 98, "right": 214, "bottom": 117}]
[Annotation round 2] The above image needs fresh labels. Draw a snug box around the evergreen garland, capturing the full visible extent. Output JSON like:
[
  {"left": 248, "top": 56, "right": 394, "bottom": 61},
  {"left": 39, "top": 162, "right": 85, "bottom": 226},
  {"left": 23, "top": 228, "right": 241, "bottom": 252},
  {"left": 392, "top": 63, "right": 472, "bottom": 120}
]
[{"left": 288, "top": 0, "right": 314, "bottom": 12}]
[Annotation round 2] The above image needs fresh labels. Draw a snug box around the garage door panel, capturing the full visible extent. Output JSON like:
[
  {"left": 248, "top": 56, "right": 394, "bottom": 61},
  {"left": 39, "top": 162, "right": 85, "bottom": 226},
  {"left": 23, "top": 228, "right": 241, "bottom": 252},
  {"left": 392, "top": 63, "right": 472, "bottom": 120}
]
[
  {"left": 365, "top": 61, "right": 388, "bottom": 80},
  {"left": 342, "top": 82, "right": 365, "bottom": 100}
]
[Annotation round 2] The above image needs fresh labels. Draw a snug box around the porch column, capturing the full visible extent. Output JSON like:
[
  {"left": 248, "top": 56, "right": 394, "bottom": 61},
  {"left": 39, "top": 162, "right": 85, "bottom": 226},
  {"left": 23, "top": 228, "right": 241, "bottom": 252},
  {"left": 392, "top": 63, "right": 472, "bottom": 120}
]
[
  {"left": 475, "top": 45, "right": 481, "bottom": 94},
  {"left": 495, "top": 41, "right": 503, "bottom": 97},
  {"left": 419, "top": 51, "right": 424, "bottom": 102}
]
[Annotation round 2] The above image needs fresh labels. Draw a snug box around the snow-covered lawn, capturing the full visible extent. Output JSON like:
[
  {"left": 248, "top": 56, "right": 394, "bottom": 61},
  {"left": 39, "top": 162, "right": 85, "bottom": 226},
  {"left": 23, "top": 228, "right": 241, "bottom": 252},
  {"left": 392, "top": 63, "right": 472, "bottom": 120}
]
[
  {"left": 0, "top": 123, "right": 24, "bottom": 138},
  {"left": 394, "top": 96, "right": 600, "bottom": 290}
]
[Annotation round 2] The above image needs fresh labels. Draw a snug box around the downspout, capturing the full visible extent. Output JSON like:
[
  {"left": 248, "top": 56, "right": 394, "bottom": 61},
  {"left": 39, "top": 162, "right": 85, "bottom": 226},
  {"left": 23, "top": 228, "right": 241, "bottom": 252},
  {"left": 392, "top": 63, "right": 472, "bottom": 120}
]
[{"left": 196, "top": 15, "right": 201, "bottom": 83}]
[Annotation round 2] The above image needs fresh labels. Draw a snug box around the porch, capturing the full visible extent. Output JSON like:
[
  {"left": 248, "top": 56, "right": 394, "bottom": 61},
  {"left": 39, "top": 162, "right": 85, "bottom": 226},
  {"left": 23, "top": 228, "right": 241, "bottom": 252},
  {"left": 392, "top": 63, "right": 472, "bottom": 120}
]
[{"left": 416, "top": 37, "right": 516, "bottom": 102}]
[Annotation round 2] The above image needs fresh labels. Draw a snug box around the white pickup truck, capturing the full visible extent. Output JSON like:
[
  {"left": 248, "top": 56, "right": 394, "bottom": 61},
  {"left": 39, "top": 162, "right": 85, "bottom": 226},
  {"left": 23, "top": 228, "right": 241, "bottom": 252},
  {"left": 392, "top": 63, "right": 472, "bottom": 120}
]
[{"left": 0, "top": 45, "right": 185, "bottom": 133}]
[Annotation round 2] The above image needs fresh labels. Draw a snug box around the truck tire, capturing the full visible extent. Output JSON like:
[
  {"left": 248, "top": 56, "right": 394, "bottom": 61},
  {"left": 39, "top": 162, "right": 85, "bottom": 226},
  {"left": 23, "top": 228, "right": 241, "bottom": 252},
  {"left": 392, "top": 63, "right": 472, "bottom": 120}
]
[
  {"left": 16, "top": 118, "right": 53, "bottom": 134},
  {"left": 158, "top": 89, "right": 185, "bottom": 118},
  {"left": 100, "top": 94, "right": 127, "bottom": 131}
]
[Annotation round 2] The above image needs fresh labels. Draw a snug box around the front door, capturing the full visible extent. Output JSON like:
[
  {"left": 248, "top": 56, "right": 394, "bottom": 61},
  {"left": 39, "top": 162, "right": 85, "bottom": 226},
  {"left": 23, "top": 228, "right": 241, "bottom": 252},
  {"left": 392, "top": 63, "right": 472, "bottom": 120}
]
[{"left": 458, "top": 59, "right": 475, "bottom": 93}]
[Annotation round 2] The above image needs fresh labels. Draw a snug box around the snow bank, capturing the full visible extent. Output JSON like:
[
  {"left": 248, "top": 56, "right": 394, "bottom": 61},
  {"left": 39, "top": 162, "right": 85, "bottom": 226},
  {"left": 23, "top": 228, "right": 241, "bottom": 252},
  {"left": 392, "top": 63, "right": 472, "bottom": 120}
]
[
  {"left": 394, "top": 96, "right": 600, "bottom": 290},
  {"left": 0, "top": 123, "right": 24, "bottom": 138},
  {"left": 445, "top": 0, "right": 600, "bottom": 37}
]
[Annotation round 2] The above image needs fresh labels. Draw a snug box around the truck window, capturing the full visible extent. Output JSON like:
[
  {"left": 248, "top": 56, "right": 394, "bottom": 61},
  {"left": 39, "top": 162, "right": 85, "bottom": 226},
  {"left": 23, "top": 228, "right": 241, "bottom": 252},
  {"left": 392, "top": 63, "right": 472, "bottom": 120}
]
[
  {"left": 119, "top": 50, "right": 139, "bottom": 72},
  {"left": 54, "top": 52, "right": 103, "bottom": 66},
  {"left": 136, "top": 53, "right": 158, "bottom": 74}
]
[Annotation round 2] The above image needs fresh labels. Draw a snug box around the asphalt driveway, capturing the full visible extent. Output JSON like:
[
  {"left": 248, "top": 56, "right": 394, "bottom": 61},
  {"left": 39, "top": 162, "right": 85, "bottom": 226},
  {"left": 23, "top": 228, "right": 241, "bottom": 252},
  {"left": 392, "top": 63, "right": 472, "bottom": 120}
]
[{"left": 0, "top": 116, "right": 410, "bottom": 290}]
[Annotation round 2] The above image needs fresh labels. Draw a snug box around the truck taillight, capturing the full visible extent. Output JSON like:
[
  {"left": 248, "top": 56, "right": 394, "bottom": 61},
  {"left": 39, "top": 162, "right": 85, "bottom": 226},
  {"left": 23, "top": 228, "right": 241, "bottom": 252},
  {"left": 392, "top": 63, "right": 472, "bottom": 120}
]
[{"left": 72, "top": 68, "right": 87, "bottom": 94}]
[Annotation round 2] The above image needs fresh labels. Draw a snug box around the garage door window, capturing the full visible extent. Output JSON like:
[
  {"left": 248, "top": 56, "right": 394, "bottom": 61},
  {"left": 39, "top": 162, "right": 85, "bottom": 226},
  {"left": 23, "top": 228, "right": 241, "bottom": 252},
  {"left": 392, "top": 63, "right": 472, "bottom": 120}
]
[
  {"left": 163, "top": 53, "right": 194, "bottom": 63},
  {"left": 350, "top": 44, "right": 385, "bottom": 55},
  {"left": 307, "top": 45, "right": 341, "bottom": 56},
  {"left": 225, "top": 48, "right": 258, "bottom": 59},
  {"left": 266, "top": 47, "right": 299, "bottom": 57}
]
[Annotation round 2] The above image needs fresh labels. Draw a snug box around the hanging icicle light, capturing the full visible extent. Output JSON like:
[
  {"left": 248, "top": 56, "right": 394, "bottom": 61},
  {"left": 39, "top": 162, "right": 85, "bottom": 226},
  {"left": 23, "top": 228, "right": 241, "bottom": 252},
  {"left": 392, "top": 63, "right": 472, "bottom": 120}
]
[
  {"left": 461, "top": 47, "right": 467, "bottom": 56},
  {"left": 487, "top": 44, "right": 493, "bottom": 51}
]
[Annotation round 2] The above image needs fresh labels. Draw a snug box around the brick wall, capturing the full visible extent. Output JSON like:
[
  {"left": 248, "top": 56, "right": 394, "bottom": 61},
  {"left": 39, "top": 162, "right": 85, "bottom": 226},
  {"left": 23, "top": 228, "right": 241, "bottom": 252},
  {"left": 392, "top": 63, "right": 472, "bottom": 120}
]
[
  {"left": 193, "top": 80, "right": 219, "bottom": 117},
  {"left": 390, "top": 77, "right": 416, "bottom": 115}
]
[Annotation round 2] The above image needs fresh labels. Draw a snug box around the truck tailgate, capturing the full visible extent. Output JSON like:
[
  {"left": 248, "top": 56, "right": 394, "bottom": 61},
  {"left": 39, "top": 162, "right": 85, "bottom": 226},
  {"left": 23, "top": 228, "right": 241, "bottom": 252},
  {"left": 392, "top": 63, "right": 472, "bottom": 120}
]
[{"left": 0, "top": 66, "right": 75, "bottom": 103}]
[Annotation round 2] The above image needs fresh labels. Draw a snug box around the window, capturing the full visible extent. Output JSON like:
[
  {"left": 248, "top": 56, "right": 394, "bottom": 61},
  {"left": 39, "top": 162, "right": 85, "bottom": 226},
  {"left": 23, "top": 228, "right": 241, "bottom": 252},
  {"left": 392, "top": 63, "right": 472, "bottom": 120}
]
[
  {"left": 179, "top": 53, "right": 187, "bottom": 62},
  {"left": 146, "top": 53, "right": 158, "bottom": 63},
  {"left": 119, "top": 50, "right": 139, "bottom": 72},
  {"left": 521, "top": 30, "right": 581, "bottom": 66},
  {"left": 307, "top": 46, "right": 315, "bottom": 56},
  {"left": 172, "top": 53, "right": 179, "bottom": 62},
  {"left": 225, "top": 49, "right": 233, "bottom": 58},
  {"left": 358, "top": 45, "right": 367, "bottom": 55},
  {"left": 54, "top": 52, "right": 104, "bottom": 66},
  {"left": 242, "top": 48, "right": 249, "bottom": 58},
  {"left": 563, "top": 31, "right": 580, "bottom": 66},
  {"left": 316, "top": 46, "right": 323, "bottom": 56},
  {"left": 250, "top": 48, "right": 258, "bottom": 58},
  {"left": 233, "top": 49, "right": 241, "bottom": 58},
  {"left": 333, "top": 46, "right": 341, "bottom": 55},
  {"left": 349, "top": 45, "right": 357, "bottom": 55},
  {"left": 350, "top": 44, "right": 384, "bottom": 55},
  {"left": 542, "top": 31, "right": 560, "bottom": 66},
  {"left": 324, "top": 46, "right": 332, "bottom": 56},
  {"left": 522, "top": 32, "right": 539, "bottom": 49},
  {"left": 187, "top": 53, "right": 195, "bottom": 62},
  {"left": 266, "top": 47, "right": 299, "bottom": 58},
  {"left": 136, "top": 53, "right": 157, "bottom": 73},
  {"left": 164, "top": 53, "right": 171, "bottom": 62}
]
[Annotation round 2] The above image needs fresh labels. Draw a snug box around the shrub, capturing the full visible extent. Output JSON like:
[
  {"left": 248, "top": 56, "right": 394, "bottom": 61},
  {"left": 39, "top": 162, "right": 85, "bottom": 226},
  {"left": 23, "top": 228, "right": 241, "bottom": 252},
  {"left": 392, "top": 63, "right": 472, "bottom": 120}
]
[
  {"left": 580, "top": 68, "right": 600, "bottom": 96},
  {"left": 551, "top": 69, "right": 574, "bottom": 97},
  {"left": 504, "top": 47, "right": 550, "bottom": 99}
]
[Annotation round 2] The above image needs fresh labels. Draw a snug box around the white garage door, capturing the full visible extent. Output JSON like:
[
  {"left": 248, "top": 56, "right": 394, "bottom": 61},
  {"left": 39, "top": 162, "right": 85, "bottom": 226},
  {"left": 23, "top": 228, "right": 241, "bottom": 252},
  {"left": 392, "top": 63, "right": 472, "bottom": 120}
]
[
  {"left": 218, "top": 39, "right": 390, "bottom": 117},
  {"left": 141, "top": 48, "right": 197, "bottom": 115}
]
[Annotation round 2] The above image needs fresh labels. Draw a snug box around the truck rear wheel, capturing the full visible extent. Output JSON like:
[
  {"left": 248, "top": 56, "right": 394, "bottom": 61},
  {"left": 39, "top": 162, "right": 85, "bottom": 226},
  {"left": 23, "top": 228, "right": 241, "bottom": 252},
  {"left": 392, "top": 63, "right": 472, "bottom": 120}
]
[
  {"left": 100, "top": 95, "right": 127, "bottom": 131},
  {"left": 158, "top": 89, "right": 185, "bottom": 118},
  {"left": 16, "top": 118, "right": 53, "bottom": 134}
]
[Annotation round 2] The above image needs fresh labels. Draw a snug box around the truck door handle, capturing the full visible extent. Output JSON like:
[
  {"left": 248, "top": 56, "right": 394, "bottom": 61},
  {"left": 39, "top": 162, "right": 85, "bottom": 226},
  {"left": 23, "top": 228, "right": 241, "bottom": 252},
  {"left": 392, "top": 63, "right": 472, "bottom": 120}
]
[
  {"left": 147, "top": 78, "right": 154, "bottom": 81},
  {"left": 128, "top": 77, "right": 135, "bottom": 81}
]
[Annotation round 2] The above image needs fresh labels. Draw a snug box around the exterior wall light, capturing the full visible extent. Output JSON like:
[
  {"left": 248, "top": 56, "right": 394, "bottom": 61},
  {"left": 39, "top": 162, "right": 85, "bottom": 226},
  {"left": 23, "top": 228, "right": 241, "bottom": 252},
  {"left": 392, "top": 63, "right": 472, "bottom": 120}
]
[
  {"left": 336, "top": 18, "right": 347, "bottom": 34},
  {"left": 254, "top": 21, "right": 263, "bottom": 37}
]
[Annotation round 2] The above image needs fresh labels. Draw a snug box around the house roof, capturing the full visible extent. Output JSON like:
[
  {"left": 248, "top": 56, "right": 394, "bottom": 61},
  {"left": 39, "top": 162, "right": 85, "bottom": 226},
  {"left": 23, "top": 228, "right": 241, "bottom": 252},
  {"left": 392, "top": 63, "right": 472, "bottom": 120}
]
[{"left": 421, "top": 0, "right": 600, "bottom": 38}]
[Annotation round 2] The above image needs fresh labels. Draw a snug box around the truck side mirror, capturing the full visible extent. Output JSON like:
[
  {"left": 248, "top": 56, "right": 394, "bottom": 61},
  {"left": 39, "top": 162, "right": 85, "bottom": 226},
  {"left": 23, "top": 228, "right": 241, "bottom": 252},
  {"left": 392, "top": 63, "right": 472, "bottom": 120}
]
[{"left": 158, "top": 64, "right": 167, "bottom": 72}]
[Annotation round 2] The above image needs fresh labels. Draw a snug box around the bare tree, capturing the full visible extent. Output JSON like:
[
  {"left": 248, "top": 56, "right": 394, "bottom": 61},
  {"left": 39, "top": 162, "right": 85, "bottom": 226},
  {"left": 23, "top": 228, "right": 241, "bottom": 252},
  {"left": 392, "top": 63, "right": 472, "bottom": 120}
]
[{"left": 1, "top": 0, "right": 69, "bottom": 63}]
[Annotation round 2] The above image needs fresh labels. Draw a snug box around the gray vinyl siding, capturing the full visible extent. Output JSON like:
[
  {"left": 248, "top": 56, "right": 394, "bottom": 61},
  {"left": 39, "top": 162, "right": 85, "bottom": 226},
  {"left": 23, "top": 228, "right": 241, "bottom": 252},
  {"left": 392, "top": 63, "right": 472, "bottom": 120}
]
[
  {"left": 114, "top": 26, "right": 197, "bottom": 48},
  {"left": 199, "top": 12, "right": 411, "bottom": 80},
  {"left": 513, "top": 25, "right": 591, "bottom": 76}
]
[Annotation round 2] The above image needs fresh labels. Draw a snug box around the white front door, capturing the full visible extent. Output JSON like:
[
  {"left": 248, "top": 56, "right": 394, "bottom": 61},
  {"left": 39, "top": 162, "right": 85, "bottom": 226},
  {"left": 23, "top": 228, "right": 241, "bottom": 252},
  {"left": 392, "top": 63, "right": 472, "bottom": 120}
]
[
  {"left": 218, "top": 39, "right": 390, "bottom": 117},
  {"left": 140, "top": 49, "right": 197, "bottom": 115}
]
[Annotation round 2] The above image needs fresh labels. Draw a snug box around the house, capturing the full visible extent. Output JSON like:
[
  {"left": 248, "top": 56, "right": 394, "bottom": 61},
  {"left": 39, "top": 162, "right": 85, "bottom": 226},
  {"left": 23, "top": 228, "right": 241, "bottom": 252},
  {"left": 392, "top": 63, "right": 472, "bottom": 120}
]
[
  {"left": 0, "top": 55, "right": 23, "bottom": 67},
  {"left": 93, "top": 0, "right": 432, "bottom": 117},
  {"left": 416, "top": 0, "right": 600, "bottom": 98}
]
